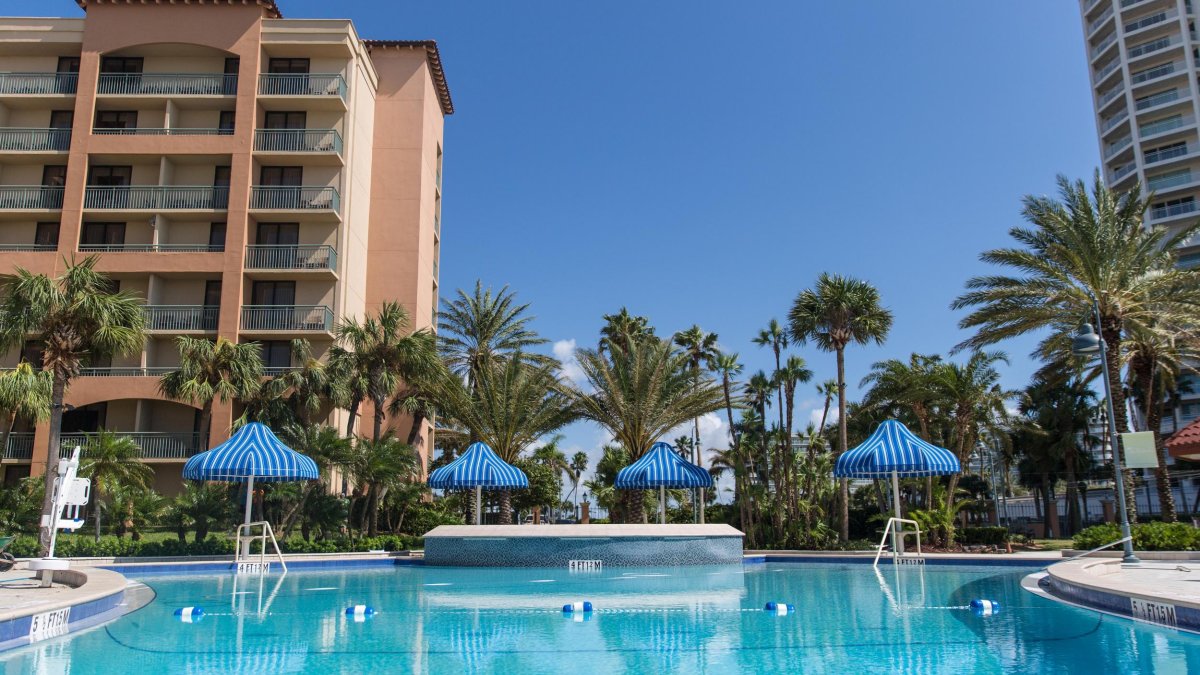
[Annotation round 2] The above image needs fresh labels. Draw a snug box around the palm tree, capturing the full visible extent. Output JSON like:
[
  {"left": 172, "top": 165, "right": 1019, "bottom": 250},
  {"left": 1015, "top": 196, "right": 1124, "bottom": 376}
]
[
  {"left": 815, "top": 379, "right": 838, "bottom": 433},
  {"left": 435, "top": 356, "right": 577, "bottom": 523},
  {"left": 753, "top": 319, "right": 789, "bottom": 445},
  {"left": 531, "top": 435, "right": 570, "bottom": 521},
  {"left": 777, "top": 355, "right": 813, "bottom": 527},
  {"left": 171, "top": 482, "right": 231, "bottom": 542},
  {"left": 0, "top": 256, "right": 146, "bottom": 554},
  {"left": 273, "top": 338, "right": 341, "bottom": 426},
  {"left": 327, "top": 344, "right": 370, "bottom": 437},
  {"left": 788, "top": 272, "right": 893, "bottom": 541},
  {"left": 568, "top": 451, "right": 589, "bottom": 519},
  {"left": 439, "top": 281, "right": 550, "bottom": 390},
  {"left": 599, "top": 308, "right": 656, "bottom": 354},
  {"left": 279, "top": 424, "right": 352, "bottom": 534},
  {"left": 335, "top": 302, "right": 443, "bottom": 441},
  {"left": 388, "top": 384, "right": 439, "bottom": 447},
  {"left": 673, "top": 325, "right": 719, "bottom": 522},
  {"left": 345, "top": 434, "right": 421, "bottom": 536},
  {"left": 0, "top": 362, "right": 52, "bottom": 460},
  {"left": 935, "top": 351, "right": 1012, "bottom": 504},
  {"left": 79, "top": 430, "right": 153, "bottom": 541},
  {"left": 952, "top": 173, "right": 1200, "bottom": 522},
  {"left": 860, "top": 354, "right": 943, "bottom": 439},
  {"left": 566, "top": 339, "right": 725, "bottom": 523},
  {"left": 160, "top": 336, "right": 264, "bottom": 449}
]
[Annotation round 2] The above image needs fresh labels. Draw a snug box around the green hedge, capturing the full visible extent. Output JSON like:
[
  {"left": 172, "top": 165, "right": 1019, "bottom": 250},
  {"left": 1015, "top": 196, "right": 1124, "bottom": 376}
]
[
  {"left": 7, "top": 534, "right": 423, "bottom": 559},
  {"left": 959, "top": 527, "right": 1008, "bottom": 546},
  {"left": 1073, "top": 522, "right": 1200, "bottom": 551}
]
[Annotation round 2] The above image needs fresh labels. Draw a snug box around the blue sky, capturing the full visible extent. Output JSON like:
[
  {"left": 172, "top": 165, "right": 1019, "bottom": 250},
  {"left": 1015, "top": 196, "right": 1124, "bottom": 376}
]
[{"left": 32, "top": 1, "right": 1099, "bottom": 488}]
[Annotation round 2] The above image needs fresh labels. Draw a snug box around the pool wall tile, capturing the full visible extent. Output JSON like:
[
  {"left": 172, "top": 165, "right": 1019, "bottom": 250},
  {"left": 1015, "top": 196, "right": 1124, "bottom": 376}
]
[{"left": 423, "top": 536, "right": 744, "bottom": 567}]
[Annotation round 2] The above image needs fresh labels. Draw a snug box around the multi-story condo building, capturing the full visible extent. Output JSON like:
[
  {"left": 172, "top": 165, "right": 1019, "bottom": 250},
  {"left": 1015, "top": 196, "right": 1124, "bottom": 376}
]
[{"left": 0, "top": 0, "right": 451, "bottom": 493}]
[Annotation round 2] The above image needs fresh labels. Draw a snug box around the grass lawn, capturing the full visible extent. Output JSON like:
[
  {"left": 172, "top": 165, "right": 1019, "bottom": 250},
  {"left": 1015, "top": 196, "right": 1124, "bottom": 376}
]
[{"left": 1029, "top": 539, "right": 1073, "bottom": 551}]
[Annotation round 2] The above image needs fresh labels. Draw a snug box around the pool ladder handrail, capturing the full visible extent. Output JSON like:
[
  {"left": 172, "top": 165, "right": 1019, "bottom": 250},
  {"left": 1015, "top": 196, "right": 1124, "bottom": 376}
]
[
  {"left": 235, "top": 520, "right": 287, "bottom": 573},
  {"left": 1054, "top": 535, "right": 1133, "bottom": 567},
  {"left": 873, "top": 517, "right": 923, "bottom": 568}
]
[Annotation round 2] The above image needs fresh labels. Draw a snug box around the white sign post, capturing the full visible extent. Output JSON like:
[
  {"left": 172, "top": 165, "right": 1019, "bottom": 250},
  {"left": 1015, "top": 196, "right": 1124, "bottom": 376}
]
[{"left": 28, "top": 447, "right": 89, "bottom": 587}]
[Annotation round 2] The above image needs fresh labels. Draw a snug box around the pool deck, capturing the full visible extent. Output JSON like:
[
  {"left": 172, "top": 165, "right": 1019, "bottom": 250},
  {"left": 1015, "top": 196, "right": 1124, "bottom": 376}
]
[
  {"left": 1035, "top": 556, "right": 1200, "bottom": 633},
  {"left": 0, "top": 564, "right": 129, "bottom": 651}
]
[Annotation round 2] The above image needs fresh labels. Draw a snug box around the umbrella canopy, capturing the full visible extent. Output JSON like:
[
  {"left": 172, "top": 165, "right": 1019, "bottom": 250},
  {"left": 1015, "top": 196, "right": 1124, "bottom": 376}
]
[
  {"left": 183, "top": 422, "right": 319, "bottom": 482},
  {"left": 428, "top": 442, "right": 528, "bottom": 490},
  {"left": 834, "top": 420, "right": 960, "bottom": 479},
  {"left": 615, "top": 442, "right": 713, "bottom": 489}
]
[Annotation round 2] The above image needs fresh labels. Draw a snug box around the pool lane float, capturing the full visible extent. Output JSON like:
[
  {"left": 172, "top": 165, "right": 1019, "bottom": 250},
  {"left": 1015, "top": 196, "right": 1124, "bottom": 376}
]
[
  {"left": 763, "top": 602, "right": 795, "bottom": 616},
  {"left": 346, "top": 605, "right": 376, "bottom": 622},
  {"left": 174, "top": 607, "right": 204, "bottom": 623},
  {"left": 970, "top": 599, "right": 1000, "bottom": 616},
  {"left": 562, "top": 601, "right": 594, "bottom": 621}
]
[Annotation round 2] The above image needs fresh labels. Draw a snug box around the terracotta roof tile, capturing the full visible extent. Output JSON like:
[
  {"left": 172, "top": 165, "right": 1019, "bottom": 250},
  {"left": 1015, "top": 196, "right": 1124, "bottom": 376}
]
[{"left": 363, "top": 40, "right": 454, "bottom": 116}]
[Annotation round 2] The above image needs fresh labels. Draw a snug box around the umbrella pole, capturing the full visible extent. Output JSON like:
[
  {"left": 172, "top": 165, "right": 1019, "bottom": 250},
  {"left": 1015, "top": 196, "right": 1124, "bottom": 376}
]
[
  {"left": 660, "top": 485, "right": 666, "bottom": 524},
  {"left": 240, "top": 474, "right": 255, "bottom": 561},
  {"left": 475, "top": 485, "right": 481, "bottom": 526},
  {"left": 891, "top": 470, "right": 904, "bottom": 556}
]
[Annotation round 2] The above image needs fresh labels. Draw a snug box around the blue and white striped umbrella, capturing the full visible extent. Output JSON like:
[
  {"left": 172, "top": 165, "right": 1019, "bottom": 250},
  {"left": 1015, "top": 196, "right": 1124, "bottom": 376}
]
[
  {"left": 833, "top": 420, "right": 961, "bottom": 479},
  {"left": 183, "top": 422, "right": 319, "bottom": 483},
  {"left": 428, "top": 442, "right": 528, "bottom": 490},
  {"left": 615, "top": 442, "right": 713, "bottom": 489}
]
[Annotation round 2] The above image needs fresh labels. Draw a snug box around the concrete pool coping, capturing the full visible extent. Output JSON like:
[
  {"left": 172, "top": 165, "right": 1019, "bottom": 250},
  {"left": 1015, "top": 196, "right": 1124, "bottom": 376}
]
[
  {"left": 1037, "top": 556, "right": 1200, "bottom": 633},
  {"left": 0, "top": 564, "right": 130, "bottom": 651}
]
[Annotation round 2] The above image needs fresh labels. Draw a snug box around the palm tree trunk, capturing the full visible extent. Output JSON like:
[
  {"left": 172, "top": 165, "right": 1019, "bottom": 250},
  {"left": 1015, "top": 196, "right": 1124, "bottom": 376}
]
[
  {"left": 836, "top": 347, "right": 849, "bottom": 542},
  {"left": 626, "top": 489, "right": 645, "bottom": 524},
  {"left": 1064, "top": 445, "right": 1081, "bottom": 536},
  {"left": 372, "top": 396, "right": 385, "bottom": 442},
  {"left": 367, "top": 482, "right": 380, "bottom": 537},
  {"left": 819, "top": 393, "right": 831, "bottom": 434},
  {"left": 1149, "top": 391, "right": 1177, "bottom": 522},
  {"left": 499, "top": 489, "right": 513, "bottom": 525},
  {"left": 1100, "top": 324, "right": 1138, "bottom": 524},
  {"left": 93, "top": 486, "right": 103, "bottom": 543},
  {"left": 346, "top": 397, "right": 361, "bottom": 437},
  {"left": 38, "top": 372, "right": 67, "bottom": 557},
  {"left": 0, "top": 411, "right": 14, "bottom": 464},
  {"left": 198, "top": 400, "right": 213, "bottom": 450},
  {"left": 406, "top": 410, "right": 425, "bottom": 446}
]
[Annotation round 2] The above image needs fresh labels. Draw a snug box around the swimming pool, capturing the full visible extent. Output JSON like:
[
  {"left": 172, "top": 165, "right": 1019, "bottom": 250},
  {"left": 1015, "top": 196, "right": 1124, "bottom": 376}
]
[{"left": 3, "top": 562, "right": 1198, "bottom": 673}]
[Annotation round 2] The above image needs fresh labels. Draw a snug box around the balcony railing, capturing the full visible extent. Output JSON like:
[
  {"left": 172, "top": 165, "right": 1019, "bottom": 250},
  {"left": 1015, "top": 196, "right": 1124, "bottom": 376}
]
[
  {"left": 1144, "top": 143, "right": 1193, "bottom": 163},
  {"left": 96, "top": 73, "right": 237, "bottom": 96},
  {"left": 1093, "top": 58, "right": 1121, "bottom": 83},
  {"left": 1110, "top": 162, "right": 1138, "bottom": 183},
  {"left": 0, "top": 244, "right": 56, "bottom": 252},
  {"left": 249, "top": 186, "right": 340, "bottom": 211},
  {"left": 78, "top": 243, "right": 223, "bottom": 253},
  {"left": 1124, "top": 10, "right": 1175, "bottom": 33},
  {"left": 1105, "top": 135, "right": 1133, "bottom": 158},
  {"left": 1089, "top": 5, "right": 1115, "bottom": 34},
  {"left": 244, "top": 245, "right": 337, "bottom": 270},
  {"left": 1091, "top": 32, "right": 1118, "bottom": 59},
  {"left": 78, "top": 367, "right": 175, "bottom": 377},
  {"left": 241, "top": 305, "right": 334, "bottom": 332},
  {"left": 254, "top": 129, "right": 343, "bottom": 154},
  {"left": 83, "top": 186, "right": 229, "bottom": 210},
  {"left": 92, "top": 127, "right": 231, "bottom": 136},
  {"left": 257, "top": 73, "right": 347, "bottom": 101},
  {"left": 1148, "top": 169, "right": 1193, "bottom": 190},
  {"left": 1136, "top": 88, "right": 1180, "bottom": 110},
  {"left": 60, "top": 432, "right": 203, "bottom": 460},
  {"left": 0, "top": 128, "right": 71, "bottom": 151},
  {"left": 1098, "top": 83, "right": 1125, "bottom": 107},
  {"left": 263, "top": 366, "right": 297, "bottom": 377},
  {"left": 1131, "top": 61, "right": 1180, "bottom": 84},
  {"left": 1140, "top": 114, "right": 1192, "bottom": 136},
  {"left": 0, "top": 72, "right": 77, "bottom": 95},
  {"left": 1127, "top": 35, "right": 1181, "bottom": 59},
  {"left": 143, "top": 305, "right": 219, "bottom": 332},
  {"left": 0, "top": 186, "right": 64, "bottom": 210},
  {"left": 1151, "top": 200, "right": 1198, "bottom": 219},
  {"left": 1102, "top": 110, "right": 1129, "bottom": 133},
  {"left": 3, "top": 432, "right": 33, "bottom": 460}
]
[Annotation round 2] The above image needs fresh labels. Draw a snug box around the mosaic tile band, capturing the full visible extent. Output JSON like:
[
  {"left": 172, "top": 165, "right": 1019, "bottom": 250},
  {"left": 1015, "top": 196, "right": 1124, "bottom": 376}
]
[{"left": 422, "top": 535, "right": 745, "bottom": 567}]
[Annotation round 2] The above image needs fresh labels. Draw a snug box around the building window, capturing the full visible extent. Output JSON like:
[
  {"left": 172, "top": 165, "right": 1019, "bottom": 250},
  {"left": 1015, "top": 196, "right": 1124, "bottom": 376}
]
[
  {"left": 204, "top": 280, "right": 222, "bottom": 307},
  {"left": 259, "top": 166, "right": 302, "bottom": 185},
  {"left": 256, "top": 222, "right": 299, "bottom": 245},
  {"left": 100, "top": 57, "right": 143, "bottom": 73},
  {"left": 268, "top": 58, "right": 310, "bottom": 74},
  {"left": 81, "top": 222, "right": 126, "bottom": 248},
  {"left": 49, "top": 110, "right": 73, "bottom": 129},
  {"left": 34, "top": 222, "right": 59, "bottom": 248},
  {"left": 87, "top": 165, "right": 132, "bottom": 186},
  {"left": 56, "top": 56, "right": 80, "bottom": 73},
  {"left": 261, "top": 341, "right": 292, "bottom": 371},
  {"left": 224, "top": 57, "right": 240, "bottom": 74},
  {"left": 1151, "top": 195, "right": 1196, "bottom": 219},
  {"left": 264, "top": 111, "right": 306, "bottom": 129},
  {"left": 251, "top": 280, "right": 295, "bottom": 306},
  {"left": 42, "top": 165, "right": 67, "bottom": 187},
  {"left": 208, "top": 222, "right": 226, "bottom": 251},
  {"left": 218, "top": 111, "right": 236, "bottom": 135},
  {"left": 94, "top": 110, "right": 138, "bottom": 130}
]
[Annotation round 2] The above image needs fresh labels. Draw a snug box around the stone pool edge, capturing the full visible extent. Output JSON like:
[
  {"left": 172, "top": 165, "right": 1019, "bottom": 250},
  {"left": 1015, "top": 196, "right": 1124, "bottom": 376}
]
[
  {"left": 0, "top": 567, "right": 128, "bottom": 652},
  {"left": 1032, "top": 558, "right": 1200, "bottom": 634}
]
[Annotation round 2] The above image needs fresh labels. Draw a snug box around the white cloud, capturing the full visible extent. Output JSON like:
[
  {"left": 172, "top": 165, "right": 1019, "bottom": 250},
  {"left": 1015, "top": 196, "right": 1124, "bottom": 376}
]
[{"left": 553, "top": 338, "right": 587, "bottom": 387}]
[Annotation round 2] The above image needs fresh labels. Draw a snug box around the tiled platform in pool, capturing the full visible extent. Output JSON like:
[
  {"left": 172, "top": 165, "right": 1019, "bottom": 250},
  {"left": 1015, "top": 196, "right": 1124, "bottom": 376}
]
[{"left": 422, "top": 524, "right": 745, "bottom": 566}]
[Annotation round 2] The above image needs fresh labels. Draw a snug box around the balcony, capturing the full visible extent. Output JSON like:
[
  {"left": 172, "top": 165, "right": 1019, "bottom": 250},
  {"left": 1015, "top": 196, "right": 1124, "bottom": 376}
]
[
  {"left": 0, "top": 244, "right": 56, "bottom": 252},
  {"left": 1109, "top": 162, "right": 1138, "bottom": 183},
  {"left": 0, "top": 72, "right": 77, "bottom": 95},
  {"left": 1104, "top": 134, "right": 1133, "bottom": 158},
  {"left": 1140, "top": 114, "right": 1192, "bottom": 137},
  {"left": 1127, "top": 35, "right": 1182, "bottom": 60},
  {"left": 257, "top": 73, "right": 347, "bottom": 101},
  {"left": 60, "top": 432, "right": 203, "bottom": 460},
  {"left": 83, "top": 186, "right": 229, "bottom": 210},
  {"left": 241, "top": 305, "right": 334, "bottom": 333},
  {"left": 249, "top": 186, "right": 339, "bottom": 211},
  {"left": 92, "top": 127, "right": 230, "bottom": 137},
  {"left": 1131, "top": 60, "right": 1182, "bottom": 85},
  {"left": 0, "top": 128, "right": 71, "bottom": 152},
  {"left": 1091, "top": 32, "right": 1118, "bottom": 60},
  {"left": 253, "top": 129, "right": 343, "bottom": 154},
  {"left": 78, "top": 367, "right": 175, "bottom": 377},
  {"left": 78, "top": 243, "right": 223, "bottom": 253},
  {"left": 1148, "top": 169, "right": 1193, "bottom": 190},
  {"left": 1124, "top": 10, "right": 1176, "bottom": 34},
  {"left": 1089, "top": 5, "right": 1115, "bottom": 35},
  {"left": 1101, "top": 110, "right": 1129, "bottom": 134},
  {"left": 1136, "top": 88, "right": 1180, "bottom": 110},
  {"left": 244, "top": 245, "right": 337, "bottom": 271},
  {"left": 1093, "top": 57, "right": 1121, "bottom": 84},
  {"left": 96, "top": 73, "right": 237, "bottom": 96},
  {"left": 1151, "top": 199, "right": 1198, "bottom": 219},
  {"left": 0, "top": 186, "right": 64, "bottom": 210},
  {"left": 143, "top": 305, "right": 219, "bottom": 333},
  {"left": 1098, "top": 83, "right": 1125, "bottom": 107},
  {"left": 1144, "top": 142, "right": 1193, "bottom": 164},
  {"left": 3, "top": 432, "right": 33, "bottom": 460}
]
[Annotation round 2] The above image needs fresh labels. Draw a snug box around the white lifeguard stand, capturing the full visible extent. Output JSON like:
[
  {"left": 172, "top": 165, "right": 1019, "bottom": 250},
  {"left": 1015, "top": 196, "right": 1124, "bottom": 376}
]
[{"left": 28, "top": 447, "right": 90, "bottom": 587}]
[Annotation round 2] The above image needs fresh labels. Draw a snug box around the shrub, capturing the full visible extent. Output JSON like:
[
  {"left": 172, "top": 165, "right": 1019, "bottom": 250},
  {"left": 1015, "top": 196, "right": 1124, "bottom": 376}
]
[
  {"left": 959, "top": 527, "right": 1009, "bottom": 547},
  {"left": 6, "top": 533, "right": 424, "bottom": 558},
  {"left": 1073, "top": 522, "right": 1200, "bottom": 551}
]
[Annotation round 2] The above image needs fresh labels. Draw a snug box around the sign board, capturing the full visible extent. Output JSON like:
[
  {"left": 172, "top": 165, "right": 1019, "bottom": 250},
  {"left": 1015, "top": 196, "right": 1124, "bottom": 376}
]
[
  {"left": 1131, "top": 598, "right": 1177, "bottom": 627},
  {"left": 29, "top": 608, "right": 70, "bottom": 642},
  {"left": 1120, "top": 432, "right": 1160, "bottom": 469},
  {"left": 237, "top": 562, "right": 270, "bottom": 574}
]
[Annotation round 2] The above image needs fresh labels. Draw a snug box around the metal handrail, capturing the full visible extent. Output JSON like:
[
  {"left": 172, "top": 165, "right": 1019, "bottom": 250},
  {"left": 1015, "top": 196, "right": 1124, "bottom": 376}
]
[
  {"left": 873, "top": 517, "right": 923, "bottom": 568},
  {"left": 97, "top": 73, "right": 237, "bottom": 96},
  {"left": 1057, "top": 536, "right": 1134, "bottom": 565},
  {"left": 253, "top": 129, "right": 342, "bottom": 153},
  {"left": 83, "top": 185, "right": 229, "bottom": 210},
  {"left": 236, "top": 520, "right": 287, "bottom": 572},
  {"left": 257, "top": 73, "right": 347, "bottom": 101},
  {"left": 0, "top": 186, "right": 64, "bottom": 209},
  {"left": 79, "top": 367, "right": 176, "bottom": 377},
  {"left": 2, "top": 433, "right": 34, "bottom": 460},
  {"left": 78, "top": 243, "right": 223, "bottom": 253},
  {"left": 92, "top": 127, "right": 232, "bottom": 136},
  {"left": 241, "top": 305, "right": 334, "bottom": 332},
  {"left": 0, "top": 72, "right": 77, "bottom": 95},
  {"left": 0, "top": 128, "right": 71, "bottom": 151},
  {"left": 0, "top": 244, "right": 56, "bottom": 252},
  {"left": 143, "top": 305, "right": 219, "bottom": 332},
  {"left": 249, "top": 186, "right": 340, "bottom": 211},
  {"left": 58, "top": 432, "right": 202, "bottom": 459},
  {"left": 244, "top": 244, "right": 337, "bottom": 270},
  {"left": 1136, "top": 88, "right": 1180, "bottom": 110}
]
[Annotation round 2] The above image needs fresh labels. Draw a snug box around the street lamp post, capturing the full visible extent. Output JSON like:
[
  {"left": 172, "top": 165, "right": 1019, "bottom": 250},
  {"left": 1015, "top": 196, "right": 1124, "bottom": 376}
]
[{"left": 1072, "top": 300, "right": 1141, "bottom": 564}]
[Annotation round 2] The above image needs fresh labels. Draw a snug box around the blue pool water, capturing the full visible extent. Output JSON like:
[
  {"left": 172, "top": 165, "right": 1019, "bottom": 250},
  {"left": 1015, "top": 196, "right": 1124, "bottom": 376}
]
[{"left": 2, "top": 562, "right": 1199, "bottom": 673}]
